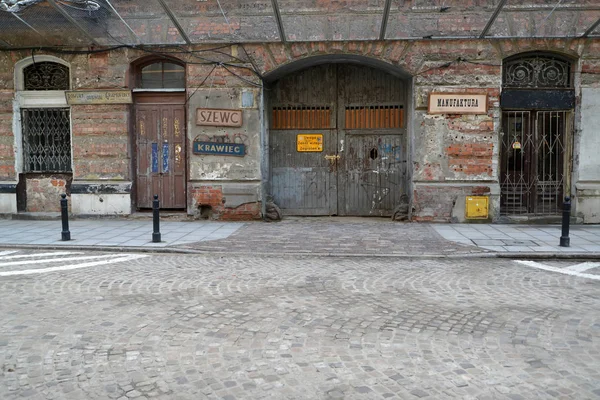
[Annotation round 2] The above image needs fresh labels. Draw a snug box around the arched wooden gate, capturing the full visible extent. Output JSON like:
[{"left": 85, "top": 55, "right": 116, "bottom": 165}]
[{"left": 269, "top": 64, "right": 409, "bottom": 217}]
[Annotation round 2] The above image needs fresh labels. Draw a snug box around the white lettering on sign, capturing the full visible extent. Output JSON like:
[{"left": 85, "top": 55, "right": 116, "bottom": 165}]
[{"left": 196, "top": 109, "right": 243, "bottom": 127}]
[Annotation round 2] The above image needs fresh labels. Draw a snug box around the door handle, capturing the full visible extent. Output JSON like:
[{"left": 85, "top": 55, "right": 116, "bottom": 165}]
[{"left": 324, "top": 154, "right": 340, "bottom": 161}]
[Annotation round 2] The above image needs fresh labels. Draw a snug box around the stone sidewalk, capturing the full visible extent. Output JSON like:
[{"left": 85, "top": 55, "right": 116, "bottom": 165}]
[{"left": 1, "top": 216, "right": 599, "bottom": 257}]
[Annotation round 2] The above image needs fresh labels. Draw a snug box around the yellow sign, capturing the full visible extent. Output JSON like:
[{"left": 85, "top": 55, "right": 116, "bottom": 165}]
[
  {"left": 65, "top": 90, "right": 132, "bottom": 105},
  {"left": 297, "top": 134, "right": 323, "bottom": 152}
]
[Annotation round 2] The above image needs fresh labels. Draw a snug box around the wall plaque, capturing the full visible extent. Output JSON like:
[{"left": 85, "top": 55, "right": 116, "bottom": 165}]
[
  {"left": 193, "top": 141, "right": 245, "bottom": 157},
  {"left": 428, "top": 92, "right": 487, "bottom": 114},
  {"left": 65, "top": 90, "right": 132, "bottom": 105},
  {"left": 297, "top": 134, "right": 323, "bottom": 152},
  {"left": 196, "top": 108, "right": 243, "bottom": 127}
]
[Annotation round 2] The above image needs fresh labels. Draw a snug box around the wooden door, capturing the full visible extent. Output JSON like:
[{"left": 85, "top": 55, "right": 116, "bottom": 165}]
[
  {"left": 269, "top": 65, "right": 338, "bottom": 215},
  {"left": 269, "top": 64, "right": 407, "bottom": 216},
  {"left": 135, "top": 95, "right": 186, "bottom": 209},
  {"left": 337, "top": 65, "right": 407, "bottom": 216}
]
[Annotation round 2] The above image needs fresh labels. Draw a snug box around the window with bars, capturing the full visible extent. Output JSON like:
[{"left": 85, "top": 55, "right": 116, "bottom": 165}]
[{"left": 21, "top": 108, "right": 72, "bottom": 172}]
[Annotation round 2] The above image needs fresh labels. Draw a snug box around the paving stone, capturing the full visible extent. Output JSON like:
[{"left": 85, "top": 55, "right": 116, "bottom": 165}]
[{"left": 0, "top": 252, "right": 598, "bottom": 399}]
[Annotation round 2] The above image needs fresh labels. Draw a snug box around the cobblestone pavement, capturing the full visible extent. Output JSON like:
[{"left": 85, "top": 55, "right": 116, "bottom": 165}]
[
  {"left": 182, "top": 218, "right": 488, "bottom": 256},
  {"left": 0, "top": 250, "right": 599, "bottom": 399}
]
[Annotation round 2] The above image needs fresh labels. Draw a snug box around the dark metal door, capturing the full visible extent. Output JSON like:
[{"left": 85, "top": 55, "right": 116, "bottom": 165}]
[
  {"left": 500, "top": 110, "right": 571, "bottom": 215},
  {"left": 269, "top": 64, "right": 407, "bottom": 216},
  {"left": 135, "top": 97, "right": 186, "bottom": 209}
]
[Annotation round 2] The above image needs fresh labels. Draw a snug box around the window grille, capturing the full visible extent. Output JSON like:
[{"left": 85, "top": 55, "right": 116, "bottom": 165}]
[
  {"left": 21, "top": 108, "right": 72, "bottom": 172},
  {"left": 23, "top": 62, "right": 69, "bottom": 91},
  {"left": 503, "top": 54, "right": 571, "bottom": 89}
]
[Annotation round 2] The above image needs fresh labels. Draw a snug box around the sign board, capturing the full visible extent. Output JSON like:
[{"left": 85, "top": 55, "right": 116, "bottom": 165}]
[
  {"left": 193, "top": 141, "right": 245, "bottom": 157},
  {"left": 428, "top": 92, "right": 487, "bottom": 114},
  {"left": 196, "top": 108, "right": 243, "bottom": 127},
  {"left": 297, "top": 134, "right": 323, "bottom": 152},
  {"left": 65, "top": 90, "right": 132, "bottom": 105}
]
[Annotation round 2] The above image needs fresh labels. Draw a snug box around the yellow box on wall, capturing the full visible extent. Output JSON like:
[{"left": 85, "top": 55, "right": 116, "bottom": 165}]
[{"left": 465, "top": 196, "right": 489, "bottom": 219}]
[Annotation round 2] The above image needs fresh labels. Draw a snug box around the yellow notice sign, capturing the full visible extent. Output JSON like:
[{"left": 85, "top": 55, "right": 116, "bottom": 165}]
[{"left": 297, "top": 134, "right": 323, "bottom": 152}]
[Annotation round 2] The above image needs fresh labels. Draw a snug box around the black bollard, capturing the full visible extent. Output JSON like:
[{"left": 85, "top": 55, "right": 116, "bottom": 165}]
[
  {"left": 559, "top": 196, "right": 571, "bottom": 247},
  {"left": 60, "top": 194, "right": 71, "bottom": 241},
  {"left": 152, "top": 194, "right": 161, "bottom": 243}
]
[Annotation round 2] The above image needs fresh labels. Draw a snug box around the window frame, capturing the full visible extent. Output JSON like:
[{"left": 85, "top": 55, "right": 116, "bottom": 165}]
[{"left": 14, "top": 55, "right": 73, "bottom": 175}]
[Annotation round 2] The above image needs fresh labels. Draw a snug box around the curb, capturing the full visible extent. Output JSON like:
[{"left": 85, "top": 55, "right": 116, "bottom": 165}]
[{"left": 1, "top": 243, "right": 599, "bottom": 260}]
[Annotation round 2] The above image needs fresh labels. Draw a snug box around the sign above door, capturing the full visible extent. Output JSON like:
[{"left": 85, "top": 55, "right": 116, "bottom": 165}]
[{"left": 196, "top": 108, "right": 243, "bottom": 127}]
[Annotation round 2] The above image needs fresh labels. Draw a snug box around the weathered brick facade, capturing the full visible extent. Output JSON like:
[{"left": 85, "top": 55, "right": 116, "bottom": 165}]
[{"left": 0, "top": 12, "right": 599, "bottom": 221}]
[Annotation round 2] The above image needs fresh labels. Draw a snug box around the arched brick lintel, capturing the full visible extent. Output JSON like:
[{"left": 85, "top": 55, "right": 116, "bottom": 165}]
[{"left": 263, "top": 53, "right": 412, "bottom": 82}]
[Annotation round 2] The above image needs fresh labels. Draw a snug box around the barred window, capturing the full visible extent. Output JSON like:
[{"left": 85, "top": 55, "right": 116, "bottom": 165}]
[{"left": 21, "top": 108, "right": 72, "bottom": 172}]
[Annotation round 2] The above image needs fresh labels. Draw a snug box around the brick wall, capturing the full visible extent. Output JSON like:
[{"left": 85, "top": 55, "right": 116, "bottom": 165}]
[
  {"left": 71, "top": 105, "right": 130, "bottom": 180},
  {"left": 190, "top": 185, "right": 261, "bottom": 221}
]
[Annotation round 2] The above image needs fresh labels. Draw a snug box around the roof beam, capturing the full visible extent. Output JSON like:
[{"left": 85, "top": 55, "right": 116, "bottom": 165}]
[
  {"left": 379, "top": 0, "right": 393, "bottom": 41},
  {"left": 156, "top": 0, "right": 191, "bottom": 45},
  {"left": 46, "top": 0, "right": 100, "bottom": 46},
  {"left": 582, "top": 17, "right": 600, "bottom": 38},
  {"left": 271, "top": 0, "right": 286, "bottom": 43},
  {"left": 479, "top": 0, "right": 508, "bottom": 39}
]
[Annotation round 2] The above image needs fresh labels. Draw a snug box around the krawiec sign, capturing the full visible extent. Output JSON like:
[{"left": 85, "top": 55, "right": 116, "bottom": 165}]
[
  {"left": 428, "top": 92, "right": 487, "bottom": 114},
  {"left": 193, "top": 141, "right": 245, "bottom": 157},
  {"left": 196, "top": 108, "right": 243, "bottom": 127},
  {"left": 65, "top": 90, "right": 132, "bottom": 105}
]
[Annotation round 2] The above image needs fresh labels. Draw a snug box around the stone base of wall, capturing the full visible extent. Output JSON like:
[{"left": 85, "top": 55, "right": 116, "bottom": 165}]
[
  {"left": 189, "top": 183, "right": 262, "bottom": 220},
  {"left": 70, "top": 181, "right": 132, "bottom": 215},
  {"left": 412, "top": 183, "right": 499, "bottom": 222},
  {"left": 575, "top": 182, "right": 600, "bottom": 223},
  {"left": 0, "top": 193, "right": 17, "bottom": 214},
  {"left": 71, "top": 193, "right": 131, "bottom": 215}
]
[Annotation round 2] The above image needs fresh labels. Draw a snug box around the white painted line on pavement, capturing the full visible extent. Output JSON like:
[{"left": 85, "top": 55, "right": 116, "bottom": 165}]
[
  {"left": 0, "top": 250, "right": 19, "bottom": 257},
  {"left": 564, "top": 262, "right": 600, "bottom": 273},
  {"left": 0, "top": 251, "right": 83, "bottom": 260},
  {"left": 514, "top": 260, "right": 600, "bottom": 281},
  {"left": 0, "top": 254, "right": 133, "bottom": 267},
  {"left": 0, "top": 254, "right": 148, "bottom": 276}
]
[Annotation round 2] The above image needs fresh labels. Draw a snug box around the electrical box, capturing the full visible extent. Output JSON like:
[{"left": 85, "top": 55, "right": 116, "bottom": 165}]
[{"left": 465, "top": 196, "right": 489, "bottom": 219}]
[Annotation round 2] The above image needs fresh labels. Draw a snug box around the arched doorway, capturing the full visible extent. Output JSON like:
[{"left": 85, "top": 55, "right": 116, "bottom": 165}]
[
  {"left": 499, "top": 52, "right": 575, "bottom": 216},
  {"left": 268, "top": 62, "right": 409, "bottom": 217},
  {"left": 132, "top": 58, "right": 186, "bottom": 209}
]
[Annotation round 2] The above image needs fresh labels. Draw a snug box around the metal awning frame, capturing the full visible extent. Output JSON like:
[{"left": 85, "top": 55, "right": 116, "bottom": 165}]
[{"left": 0, "top": 0, "right": 599, "bottom": 49}]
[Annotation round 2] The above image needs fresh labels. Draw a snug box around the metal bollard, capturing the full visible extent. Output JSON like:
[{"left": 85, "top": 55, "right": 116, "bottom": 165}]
[
  {"left": 152, "top": 194, "right": 161, "bottom": 243},
  {"left": 60, "top": 194, "right": 71, "bottom": 241},
  {"left": 559, "top": 196, "right": 571, "bottom": 247}
]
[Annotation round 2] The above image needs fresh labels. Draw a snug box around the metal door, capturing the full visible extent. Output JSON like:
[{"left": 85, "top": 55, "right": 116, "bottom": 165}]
[
  {"left": 135, "top": 97, "right": 186, "bottom": 209},
  {"left": 269, "top": 64, "right": 407, "bottom": 216},
  {"left": 500, "top": 110, "right": 571, "bottom": 215}
]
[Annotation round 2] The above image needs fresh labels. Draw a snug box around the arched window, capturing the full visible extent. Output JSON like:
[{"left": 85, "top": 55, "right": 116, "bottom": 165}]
[
  {"left": 503, "top": 53, "right": 572, "bottom": 89},
  {"left": 23, "top": 62, "right": 70, "bottom": 91},
  {"left": 137, "top": 61, "right": 185, "bottom": 89},
  {"left": 17, "top": 58, "right": 72, "bottom": 173}
]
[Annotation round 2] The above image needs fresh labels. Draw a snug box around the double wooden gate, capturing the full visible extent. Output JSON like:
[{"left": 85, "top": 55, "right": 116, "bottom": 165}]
[{"left": 269, "top": 64, "right": 408, "bottom": 216}]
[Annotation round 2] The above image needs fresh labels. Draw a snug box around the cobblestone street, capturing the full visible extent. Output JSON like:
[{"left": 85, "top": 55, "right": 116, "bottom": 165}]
[{"left": 0, "top": 251, "right": 599, "bottom": 399}]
